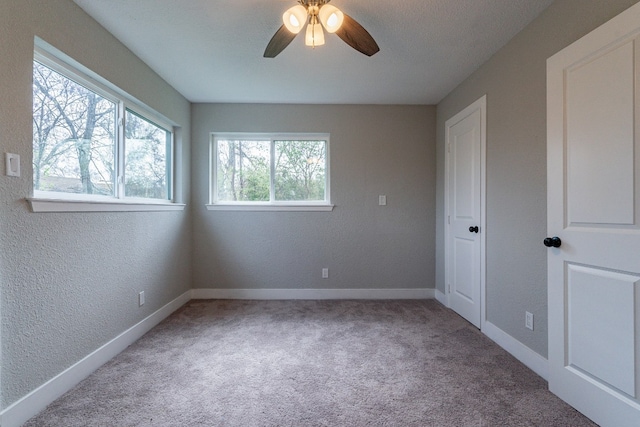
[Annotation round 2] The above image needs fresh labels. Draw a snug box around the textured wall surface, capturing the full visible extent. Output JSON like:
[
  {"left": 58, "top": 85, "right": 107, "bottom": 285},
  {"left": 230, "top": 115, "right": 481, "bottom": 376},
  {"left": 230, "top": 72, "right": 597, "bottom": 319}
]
[
  {"left": 191, "top": 104, "right": 436, "bottom": 292},
  {"left": 0, "top": 0, "right": 191, "bottom": 408},
  {"left": 435, "top": 0, "right": 640, "bottom": 358}
]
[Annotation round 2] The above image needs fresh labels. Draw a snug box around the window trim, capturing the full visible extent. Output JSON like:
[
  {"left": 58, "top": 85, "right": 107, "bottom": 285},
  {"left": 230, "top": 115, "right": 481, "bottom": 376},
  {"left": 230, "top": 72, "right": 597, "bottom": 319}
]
[
  {"left": 27, "top": 194, "right": 185, "bottom": 213},
  {"left": 30, "top": 39, "right": 180, "bottom": 212},
  {"left": 205, "top": 204, "right": 334, "bottom": 212},
  {"left": 208, "top": 133, "right": 333, "bottom": 211}
]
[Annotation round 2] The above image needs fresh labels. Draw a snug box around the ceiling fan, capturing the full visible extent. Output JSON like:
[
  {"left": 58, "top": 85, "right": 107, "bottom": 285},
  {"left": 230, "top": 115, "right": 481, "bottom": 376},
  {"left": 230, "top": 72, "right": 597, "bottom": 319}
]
[{"left": 264, "top": 0, "right": 380, "bottom": 58}]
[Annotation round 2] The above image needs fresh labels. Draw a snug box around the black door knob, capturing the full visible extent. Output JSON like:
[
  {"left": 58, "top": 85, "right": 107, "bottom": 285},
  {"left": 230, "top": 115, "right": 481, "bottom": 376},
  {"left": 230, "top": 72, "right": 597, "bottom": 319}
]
[
  {"left": 469, "top": 226, "right": 479, "bottom": 233},
  {"left": 544, "top": 237, "right": 561, "bottom": 248}
]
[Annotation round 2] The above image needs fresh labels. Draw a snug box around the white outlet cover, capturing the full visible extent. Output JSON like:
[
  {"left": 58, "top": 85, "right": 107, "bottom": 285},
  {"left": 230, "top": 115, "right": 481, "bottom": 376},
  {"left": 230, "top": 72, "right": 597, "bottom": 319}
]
[{"left": 525, "top": 312, "right": 534, "bottom": 330}]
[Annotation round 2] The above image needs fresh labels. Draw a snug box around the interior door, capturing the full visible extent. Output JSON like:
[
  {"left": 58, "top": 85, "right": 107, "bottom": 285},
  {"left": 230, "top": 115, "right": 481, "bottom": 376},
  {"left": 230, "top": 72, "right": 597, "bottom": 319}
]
[
  {"left": 547, "top": 3, "right": 640, "bottom": 426},
  {"left": 445, "top": 96, "right": 485, "bottom": 329}
]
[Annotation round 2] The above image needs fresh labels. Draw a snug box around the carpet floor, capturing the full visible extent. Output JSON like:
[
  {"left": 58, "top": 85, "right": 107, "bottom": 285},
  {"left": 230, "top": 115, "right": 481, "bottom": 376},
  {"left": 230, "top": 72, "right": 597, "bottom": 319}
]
[{"left": 25, "top": 300, "right": 596, "bottom": 426}]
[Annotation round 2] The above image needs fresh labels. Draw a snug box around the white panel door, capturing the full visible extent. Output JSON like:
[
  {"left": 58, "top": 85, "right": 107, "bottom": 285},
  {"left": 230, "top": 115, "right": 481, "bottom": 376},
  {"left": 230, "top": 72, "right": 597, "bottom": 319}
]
[
  {"left": 445, "top": 96, "right": 485, "bottom": 329},
  {"left": 547, "top": 3, "right": 640, "bottom": 426}
]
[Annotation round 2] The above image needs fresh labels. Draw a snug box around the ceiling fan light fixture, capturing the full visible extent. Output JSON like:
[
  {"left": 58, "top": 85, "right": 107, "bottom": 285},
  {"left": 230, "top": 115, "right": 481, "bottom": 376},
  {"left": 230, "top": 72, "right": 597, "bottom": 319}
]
[
  {"left": 264, "top": 0, "right": 379, "bottom": 58},
  {"left": 305, "top": 22, "right": 325, "bottom": 47},
  {"left": 319, "top": 4, "right": 344, "bottom": 33},
  {"left": 283, "top": 5, "right": 307, "bottom": 34}
]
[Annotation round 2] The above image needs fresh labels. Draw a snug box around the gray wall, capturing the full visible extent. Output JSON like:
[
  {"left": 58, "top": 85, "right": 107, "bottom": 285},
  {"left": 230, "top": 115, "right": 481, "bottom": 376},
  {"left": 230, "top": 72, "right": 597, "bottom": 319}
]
[
  {"left": 0, "top": 0, "right": 191, "bottom": 408},
  {"left": 435, "top": 0, "right": 640, "bottom": 358},
  {"left": 192, "top": 104, "right": 435, "bottom": 292}
]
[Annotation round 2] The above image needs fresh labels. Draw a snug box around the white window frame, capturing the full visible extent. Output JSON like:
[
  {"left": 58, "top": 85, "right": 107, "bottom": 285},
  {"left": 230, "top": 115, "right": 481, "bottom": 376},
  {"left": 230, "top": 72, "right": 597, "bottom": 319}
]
[
  {"left": 28, "top": 39, "right": 183, "bottom": 213},
  {"left": 207, "top": 133, "right": 334, "bottom": 211}
]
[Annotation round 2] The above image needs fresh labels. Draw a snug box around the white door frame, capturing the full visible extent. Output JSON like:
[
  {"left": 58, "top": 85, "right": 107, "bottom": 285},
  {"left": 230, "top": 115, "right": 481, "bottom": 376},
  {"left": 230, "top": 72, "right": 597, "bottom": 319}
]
[{"left": 443, "top": 95, "right": 487, "bottom": 330}]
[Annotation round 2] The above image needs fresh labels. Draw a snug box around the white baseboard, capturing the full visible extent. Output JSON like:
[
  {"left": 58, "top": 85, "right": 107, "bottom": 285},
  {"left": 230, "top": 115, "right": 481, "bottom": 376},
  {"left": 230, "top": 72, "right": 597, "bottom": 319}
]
[
  {"left": 0, "top": 291, "right": 191, "bottom": 427},
  {"left": 191, "top": 288, "right": 435, "bottom": 300},
  {"left": 435, "top": 289, "right": 448, "bottom": 306},
  {"left": 482, "top": 321, "right": 548, "bottom": 380}
]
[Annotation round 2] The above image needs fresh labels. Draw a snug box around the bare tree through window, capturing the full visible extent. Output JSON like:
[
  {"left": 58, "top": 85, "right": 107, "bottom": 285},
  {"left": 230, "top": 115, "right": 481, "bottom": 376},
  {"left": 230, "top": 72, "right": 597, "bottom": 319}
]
[
  {"left": 33, "top": 61, "right": 115, "bottom": 195},
  {"left": 33, "top": 59, "right": 172, "bottom": 200}
]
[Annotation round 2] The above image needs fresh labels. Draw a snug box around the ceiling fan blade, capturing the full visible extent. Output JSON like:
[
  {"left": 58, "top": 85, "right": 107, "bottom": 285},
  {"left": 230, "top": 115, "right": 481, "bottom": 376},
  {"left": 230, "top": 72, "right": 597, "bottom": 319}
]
[
  {"left": 264, "top": 24, "right": 297, "bottom": 58},
  {"left": 335, "top": 14, "right": 380, "bottom": 57}
]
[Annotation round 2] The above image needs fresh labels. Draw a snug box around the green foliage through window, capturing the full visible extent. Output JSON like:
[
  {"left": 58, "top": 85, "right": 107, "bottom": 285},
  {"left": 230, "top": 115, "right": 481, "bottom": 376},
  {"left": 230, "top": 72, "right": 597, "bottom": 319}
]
[
  {"left": 274, "top": 140, "right": 326, "bottom": 201},
  {"left": 213, "top": 135, "right": 328, "bottom": 204},
  {"left": 216, "top": 140, "right": 270, "bottom": 202}
]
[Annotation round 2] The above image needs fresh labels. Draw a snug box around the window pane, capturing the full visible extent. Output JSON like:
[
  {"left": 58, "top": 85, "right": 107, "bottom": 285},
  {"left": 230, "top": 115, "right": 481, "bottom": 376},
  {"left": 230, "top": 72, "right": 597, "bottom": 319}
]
[
  {"left": 33, "top": 61, "right": 116, "bottom": 195},
  {"left": 124, "top": 110, "right": 171, "bottom": 200},
  {"left": 274, "top": 140, "right": 326, "bottom": 201},
  {"left": 216, "top": 140, "right": 270, "bottom": 202}
]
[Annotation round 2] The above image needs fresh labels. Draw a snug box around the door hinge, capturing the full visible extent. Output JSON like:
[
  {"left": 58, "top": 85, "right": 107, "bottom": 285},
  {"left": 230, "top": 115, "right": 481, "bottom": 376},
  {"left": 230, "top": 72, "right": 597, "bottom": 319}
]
[
  {"left": 447, "top": 143, "right": 451, "bottom": 153},
  {"left": 447, "top": 215, "right": 450, "bottom": 225},
  {"left": 447, "top": 284, "right": 451, "bottom": 293},
  {"left": 118, "top": 117, "right": 124, "bottom": 127}
]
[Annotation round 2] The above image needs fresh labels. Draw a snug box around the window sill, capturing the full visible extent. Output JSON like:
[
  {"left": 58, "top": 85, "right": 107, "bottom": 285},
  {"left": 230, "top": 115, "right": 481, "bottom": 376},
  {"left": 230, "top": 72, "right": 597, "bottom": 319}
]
[
  {"left": 206, "top": 204, "right": 335, "bottom": 212},
  {"left": 27, "top": 196, "right": 186, "bottom": 213}
]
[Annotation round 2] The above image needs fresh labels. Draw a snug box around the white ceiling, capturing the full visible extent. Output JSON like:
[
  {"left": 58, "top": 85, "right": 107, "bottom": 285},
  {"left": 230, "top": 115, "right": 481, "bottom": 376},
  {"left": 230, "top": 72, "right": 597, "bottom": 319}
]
[{"left": 72, "top": 0, "right": 555, "bottom": 105}]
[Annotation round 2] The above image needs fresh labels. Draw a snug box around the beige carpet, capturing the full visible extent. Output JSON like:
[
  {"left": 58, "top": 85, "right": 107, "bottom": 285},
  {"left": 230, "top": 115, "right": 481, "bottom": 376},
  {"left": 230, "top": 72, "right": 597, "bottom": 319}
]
[{"left": 25, "top": 300, "right": 596, "bottom": 426}]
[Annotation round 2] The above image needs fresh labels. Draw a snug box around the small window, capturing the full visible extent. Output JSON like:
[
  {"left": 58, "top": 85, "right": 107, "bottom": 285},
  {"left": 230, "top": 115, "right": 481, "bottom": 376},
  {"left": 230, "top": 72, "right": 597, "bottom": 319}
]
[
  {"left": 210, "top": 134, "right": 331, "bottom": 209},
  {"left": 32, "top": 49, "right": 174, "bottom": 204}
]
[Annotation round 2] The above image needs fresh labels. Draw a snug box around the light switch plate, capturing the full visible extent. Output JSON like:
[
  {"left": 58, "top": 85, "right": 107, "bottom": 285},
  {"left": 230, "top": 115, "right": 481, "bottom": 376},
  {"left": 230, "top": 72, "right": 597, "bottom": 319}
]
[
  {"left": 379, "top": 195, "right": 387, "bottom": 206},
  {"left": 6, "top": 153, "right": 20, "bottom": 177}
]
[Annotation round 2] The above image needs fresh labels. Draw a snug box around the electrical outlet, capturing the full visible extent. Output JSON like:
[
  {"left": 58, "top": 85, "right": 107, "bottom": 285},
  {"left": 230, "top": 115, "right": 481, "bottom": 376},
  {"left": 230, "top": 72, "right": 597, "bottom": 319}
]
[
  {"left": 525, "top": 311, "right": 534, "bottom": 331},
  {"left": 322, "top": 268, "right": 329, "bottom": 279},
  {"left": 139, "top": 291, "right": 145, "bottom": 307}
]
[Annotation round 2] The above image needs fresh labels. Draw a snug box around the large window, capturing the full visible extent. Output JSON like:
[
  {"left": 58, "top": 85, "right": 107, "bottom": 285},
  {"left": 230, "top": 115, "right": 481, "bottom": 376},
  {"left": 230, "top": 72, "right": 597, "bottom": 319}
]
[
  {"left": 210, "top": 134, "right": 331, "bottom": 210},
  {"left": 32, "top": 48, "right": 174, "bottom": 205}
]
